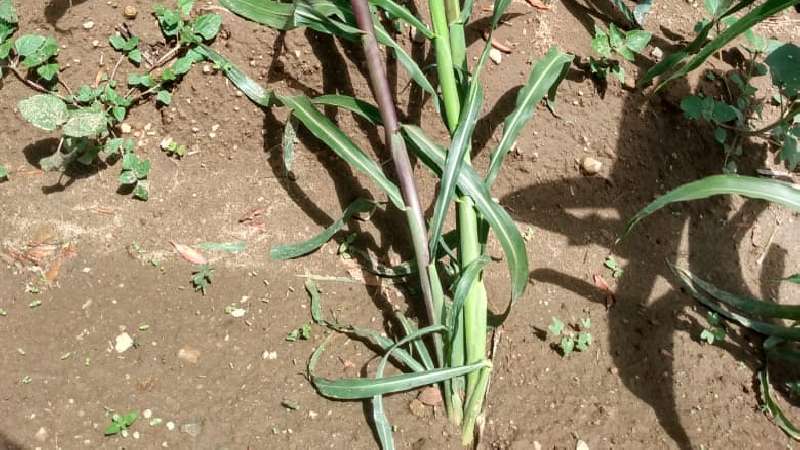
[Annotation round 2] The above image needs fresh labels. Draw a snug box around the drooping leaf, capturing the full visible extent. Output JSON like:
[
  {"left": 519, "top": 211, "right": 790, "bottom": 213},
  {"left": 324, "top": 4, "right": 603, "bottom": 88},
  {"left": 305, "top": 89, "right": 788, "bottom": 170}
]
[
  {"left": 625, "top": 175, "right": 800, "bottom": 235},
  {"left": 277, "top": 94, "right": 405, "bottom": 209},
  {"left": 311, "top": 94, "right": 382, "bottom": 125},
  {"left": 369, "top": 0, "right": 433, "bottom": 39},
  {"left": 270, "top": 198, "right": 375, "bottom": 260},
  {"left": 18, "top": 94, "right": 68, "bottom": 131},
  {"left": 609, "top": 0, "right": 637, "bottom": 25},
  {"left": 758, "top": 369, "right": 800, "bottom": 440},
  {"left": 311, "top": 356, "right": 487, "bottom": 399},
  {"left": 403, "top": 125, "right": 529, "bottom": 303},
  {"left": 196, "top": 44, "right": 273, "bottom": 107},
  {"left": 486, "top": 47, "right": 573, "bottom": 186},
  {"left": 220, "top": 0, "right": 295, "bottom": 29}
]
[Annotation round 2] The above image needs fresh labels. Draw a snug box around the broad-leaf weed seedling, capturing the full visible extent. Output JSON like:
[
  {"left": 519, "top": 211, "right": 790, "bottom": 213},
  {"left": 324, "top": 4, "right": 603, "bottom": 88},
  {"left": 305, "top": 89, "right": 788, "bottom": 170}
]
[
  {"left": 590, "top": 23, "right": 651, "bottom": 83},
  {"left": 604, "top": 255, "right": 624, "bottom": 278},
  {"left": 104, "top": 410, "right": 138, "bottom": 436},
  {"left": 699, "top": 311, "right": 727, "bottom": 345},
  {"left": 4, "top": 0, "right": 221, "bottom": 200},
  {"left": 191, "top": 264, "right": 213, "bottom": 295},
  {"left": 286, "top": 323, "right": 312, "bottom": 342},
  {"left": 548, "top": 317, "right": 592, "bottom": 357}
]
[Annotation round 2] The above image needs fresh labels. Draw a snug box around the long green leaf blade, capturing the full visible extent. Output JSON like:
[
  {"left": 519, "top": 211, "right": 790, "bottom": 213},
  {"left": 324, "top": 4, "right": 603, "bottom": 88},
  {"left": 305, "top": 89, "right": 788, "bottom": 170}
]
[
  {"left": 625, "top": 175, "right": 800, "bottom": 236},
  {"left": 428, "top": 63, "right": 485, "bottom": 256},
  {"left": 373, "top": 20, "right": 438, "bottom": 101},
  {"left": 311, "top": 94, "right": 382, "bottom": 124},
  {"left": 278, "top": 94, "right": 405, "bottom": 209},
  {"left": 196, "top": 45, "right": 272, "bottom": 106},
  {"left": 675, "top": 267, "right": 800, "bottom": 320},
  {"left": 655, "top": 0, "right": 797, "bottom": 89},
  {"left": 402, "top": 125, "right": 529, "bottom": 302},
  {"left": 370, "top": 0, "right": 433, "bottom": 38},
  {"left": 313, "top": 360, "right": 487, "bottom": 399},
  {"left": 485, "top": 47, "right": 573, "bottom": 187},
  {"left": 271, "top": 198, "right": 374, "bottom": 260},
  {"left": 758, "top": 369, "right": 800, "bottom": 440},
  {"left": 447, "top": 256, "right": 491, "bottom": 345},
  {"left": 220, "top": 0, "right": 295, "bottom": 29}
]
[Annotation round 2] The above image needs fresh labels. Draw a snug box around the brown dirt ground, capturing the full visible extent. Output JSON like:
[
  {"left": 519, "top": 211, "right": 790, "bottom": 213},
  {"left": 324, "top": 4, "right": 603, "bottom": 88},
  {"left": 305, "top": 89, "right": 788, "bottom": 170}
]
[{"left": 2, "top": 1, "right": 800, "bottom": 449}]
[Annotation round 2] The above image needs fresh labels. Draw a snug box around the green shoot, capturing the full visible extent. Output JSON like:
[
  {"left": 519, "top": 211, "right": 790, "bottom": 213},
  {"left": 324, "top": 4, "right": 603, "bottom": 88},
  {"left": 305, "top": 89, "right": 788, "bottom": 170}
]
[
  {"left": 286, "top": 323, "right": 312, "bottom": 342},
  {"left": 548, "top": 316, "right": 592, "bottom": 356},
  {"left": 104, "top": 410, "right": 138, "bottom": 436},
  {"left": 604, "top": 256, "right": 624, "bottom": 278},
  {"left": 191, "top": 264, "right": 214, "bottom": 295},
  {"left": 699, "top": 311, "right": 727, "bottom": 345},
  {"left": 589, "top": 23, "right": 651, "bottom": 83}
]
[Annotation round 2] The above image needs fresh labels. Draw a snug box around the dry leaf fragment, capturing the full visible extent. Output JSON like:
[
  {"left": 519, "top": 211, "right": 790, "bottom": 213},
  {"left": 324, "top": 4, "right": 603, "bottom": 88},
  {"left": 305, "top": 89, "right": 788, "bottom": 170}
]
[
  {"left": 171, "top": 242, "right": 208, "bottom": 265},
  {"left": 418, "top": 387, "right": 443, "bottom": 406},
  {"left": 482, "top": 29, "right": 513, "bottom": 53},
  {"left": 525, "top": 0, "right": 552, "bottom": 10},
  {"left": 593, "top": 274, "right": 616, "bottom": 309}
]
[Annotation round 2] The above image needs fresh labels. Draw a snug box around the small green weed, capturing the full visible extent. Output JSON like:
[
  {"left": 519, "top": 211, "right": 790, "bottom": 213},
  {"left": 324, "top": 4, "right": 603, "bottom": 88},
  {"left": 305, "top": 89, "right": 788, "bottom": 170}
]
[
  {"left": 548, "top": 317, "right": 592, "bottom": 356},
  {"left": 699, "top": 311, "right": 727, "bottom": 345},
  {"left": 589, "top": 23, "right": 651, "bottom": 83},
  {"left": 604, "top": 256, "right": 624, "bottom": 278},
  {"left": 104, "top": 410, "right": 138, "bottom": 436},
  {"left": 286, "top": 323, "right": 312, "bottom": 342},
  {"left": 191, "top": 264, "right": 213, "bottom": 295}
]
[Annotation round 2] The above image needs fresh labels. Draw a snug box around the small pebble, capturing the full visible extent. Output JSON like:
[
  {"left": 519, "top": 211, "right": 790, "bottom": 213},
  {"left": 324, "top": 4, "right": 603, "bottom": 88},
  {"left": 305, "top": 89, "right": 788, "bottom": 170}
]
[
  {"left": 82, "top": 21, "right": 94, "bottom": 30},
  {"left": 34, "top": 427, "right": 48, "bottom": 442},
  {"left": 114, "top": 332, "right": 134, "bottom": 353},
  {"left": 489, "top": 48, "right": 503, "bottom": 65},
  {"left": 651, "top": 47, "right": 664, "bottom": 61},
  {"left": 120, "top": 123, "right": 132, "bottom": 134},
  {"left": 123, "top": 5, "right": 138, "bottom": 19},
  {"left": 580, "top": 156, "right": 602, "bottom": 175},
  {"left": 142, "top": 409, "right": 152, "bottom": 419},
  {"left": 576, "top": 440, "right": 590, "bottom": 450},
  {"left": 177, "top": 347, "right": 201, "bottom": 364},
  {"left": 166, "top": 421, "right": 176, "bottom": 431},
  {"left": 92, "top": 40, "right": 100, "bottom": 48}
]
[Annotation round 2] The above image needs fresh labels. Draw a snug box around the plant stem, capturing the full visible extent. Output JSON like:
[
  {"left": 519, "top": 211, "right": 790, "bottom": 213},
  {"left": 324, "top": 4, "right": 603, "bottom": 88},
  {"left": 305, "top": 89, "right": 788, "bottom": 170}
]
[
  {"left": 349, "top": 0, "right": 441, "bottom": 335},
  {"left": 429, "top": 0, "right": 461, "bottom": 130},
  {"left": 444, "top": 0, "right": 466, "bottom": 70}
]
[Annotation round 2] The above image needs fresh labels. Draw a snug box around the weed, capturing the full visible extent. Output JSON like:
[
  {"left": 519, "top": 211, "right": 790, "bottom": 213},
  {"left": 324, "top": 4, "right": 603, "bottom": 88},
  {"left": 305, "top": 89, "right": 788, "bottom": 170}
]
[
  {"left": 4, "top": 0, "right": 221, "bottom": 199},
  {"left": 548, "top": 317, "right": 592, "bottom": 356},
  {"left": 604, "top": 256, "right": 624, "bottom": 278},
  {"left": 589, "top": 23, "right": 651, "bottom": 83},
  {"left": 699, "top": 311, "right": 727, "bottom": 345},
  {"left": 104, "top": 410, "right": 138, "bottom": 436},
  {"left": 191, "top": 264, "right": 213, "bottom": 295},
  {"left": 286, "top": 323, "right": 312, "bottom": 342}
]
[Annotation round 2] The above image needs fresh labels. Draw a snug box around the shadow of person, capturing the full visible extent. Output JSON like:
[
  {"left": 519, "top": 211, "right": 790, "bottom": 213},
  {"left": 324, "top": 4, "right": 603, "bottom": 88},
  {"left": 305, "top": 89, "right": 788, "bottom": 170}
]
[
  {"left": 44, "top": 0, "right": 89, "bottom": 31},
  {"left": 494, "top": 6, "right": 774, "bottom": 447}
]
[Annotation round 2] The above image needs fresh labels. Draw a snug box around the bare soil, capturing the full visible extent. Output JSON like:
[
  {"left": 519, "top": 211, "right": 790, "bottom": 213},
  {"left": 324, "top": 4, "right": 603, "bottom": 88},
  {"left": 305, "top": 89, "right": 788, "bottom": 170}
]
[{"left": 1, "top": 1, "right": 800, "bottom": 449}]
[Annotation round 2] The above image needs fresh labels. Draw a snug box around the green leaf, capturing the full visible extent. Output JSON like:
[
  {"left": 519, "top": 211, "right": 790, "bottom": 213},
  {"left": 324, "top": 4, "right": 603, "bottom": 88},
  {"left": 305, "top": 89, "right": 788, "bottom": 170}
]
[
  {"left": 112, "top": 106, "right": 127, "bottom": 123},
  {"left": 127, "top": 73, "right": 154, "bottom": 88},
  {"left": 373, "top": 21, "right": 438, "bottom": 102},
  {"left": 195, "top": 44, "right": 272, "bottom": 107},
  {"left": 195, "top": 241, "right": 246, "bottom": 253},
  {"left": 154, "top": 5, "right": 182, "bottom": 36},
  {"left": 591, "top": 26, "right": 611, "bottom": 58},
  {"left": 758, "top": 369, "right": 800, "bottom": 440},
  {"left": 271, "top": 198, "right": 375, "bottom": 260},
  {"left": 447, "top": 256, "right": 491, "bottom": 347},
  {"left": 403, "top": 125, "right": 529, "bottom": 304},
  {"left": 680, "top": 95, "right": 704, "bottom": 120},
  {"left": 765, "top": 43, "right": 800, "bottom": 96},
  {"left": 36, "top": 63, "right": 59, "bottom": 81},
  {"left": 192, "top": 14, "right": 222, "bottom": 41},
  {"left": 711, "top": 101, "right": 738, "bottom": 123},
  {"left": 104, "top": 423, "right": 123, "bottom": 436},
  {"left": 714, "top": 126, "right": 727, "bottom": 144},
  {"left": 311, "top": 355, "right": 488, "bottom": 400},
  {"left": 625, "top": 175, "right": 800, "bottom": 236},
  {"left": 486, "top": 47, "right": 573, "bottom": 186},
  {"left": 133, "top": 181, "right": 149, "bottom": 200},
  {"left": 128, "top": 49, "right": 142, "bottom": 65},
  {"left": 369, "top": 0, "right": 433, "bottom": 39},
  {"left": 428, "top": 54, "right": 485, "bottom": 256},
  {"left": 700, "top": 328, "right": 716, "bottom": 344},
  {"left": 19, "top": 36, "right": 58, "bottom": 68},
  {"left": 18, "top": 94, "right": 68, "bottom": 131},
  {"left": 548, "top": 317, "right": 564, "bottom": 336},
  {"left": 783, "top": 273, "right": 800, "bottom": 284},
  {"left": 109, "top": 34, "right": 127, "bottom": 50},
  {"left": 655, "top": 0, "right": 800, "bottom": 90},
  {"left": 219, "top": 0, "right": 295, "bottom": 30},
  {"left": 607, "top": 23, "right": 625, "bottom": 50},
  {"left": 63, "top": 110, "right": 107, "bottom": 137},
  {"left": 311, "top": 95, "right": 382, "bottom": 125},
  {"left": 156, "top": 90, "right": 172, "bottom": 105},
  {"left": 178, "top": 0, "right": 195, "bottom": 16},
  {"left": 0, "top": 163, "right": 8, "bottom": 180},
  {"left": 14, "top": 34, "right": 45, "bottom": 57},
  {"left": 282, "top": 114, "right": 298, "bottom": 174},
  {"left": 560, "top": 335, "right": 575, "bottom": 356},
  {"left": 609, "top": 0, "right": 637, "bottom": 25},
  {"left": 624, "top": 30, "right": 651, "bottom": 53},
  {"left": 119, "top": 170, "right": 138, "bottom": 185},
  {"left": 277, "top": 94, "right": 405, "bottom": 209},
  {"left": 575, "top": 331, "right": 592, "bottom": 351},
  {"left": 0, "top": 0, "right": 18, "bottom": 24}
]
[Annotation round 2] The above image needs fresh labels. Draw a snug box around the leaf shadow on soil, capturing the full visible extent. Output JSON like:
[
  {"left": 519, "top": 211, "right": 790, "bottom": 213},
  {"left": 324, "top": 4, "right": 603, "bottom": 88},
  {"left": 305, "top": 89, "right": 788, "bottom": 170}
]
[
  {"left": 496, "top": 22, "right": 782, "bottom": 450},
  {"left": 260, "top": 30, "right": 423, "bottom": 323},
  {"left": 21, "top": 137, "right": 105, "bottom": 194},
  {"left": 44, "top": 0, "right": 89, "bottom": 31},
  {"left": 0, "top": 432, "right": 25, "bottom": 450}
]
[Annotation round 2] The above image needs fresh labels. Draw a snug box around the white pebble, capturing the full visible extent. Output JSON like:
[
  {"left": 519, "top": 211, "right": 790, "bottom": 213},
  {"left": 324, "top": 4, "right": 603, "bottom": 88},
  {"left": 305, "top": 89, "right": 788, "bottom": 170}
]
[
  {"left": 489, "top": 48, "right": 502, "bottom": 65},
  {"left": 166, "top": 421, "right": 175, "bottom": 431},
  {"left": 83, "top": 21, "right": 94, "bottom": 30}
]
